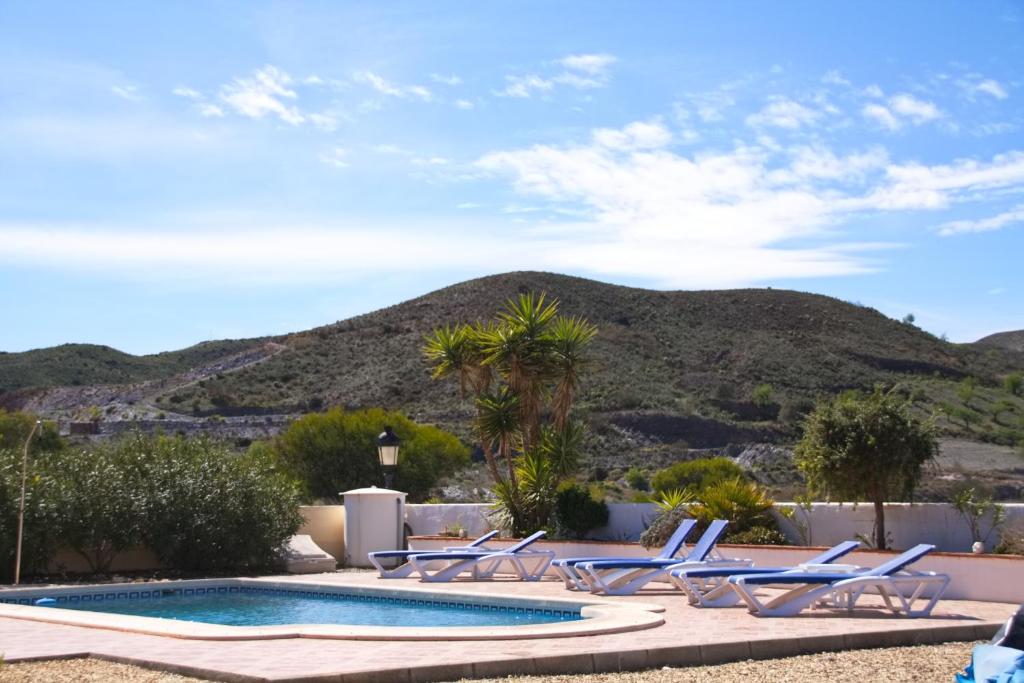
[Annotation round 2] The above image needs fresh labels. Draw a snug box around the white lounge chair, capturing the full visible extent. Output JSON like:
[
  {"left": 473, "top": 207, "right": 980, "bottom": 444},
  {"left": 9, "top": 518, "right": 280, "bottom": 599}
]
[
  {"left": 551, "top": 519, "right": 698, "bottom": 591},
  {"left": 368, "top": 530, "right": 499, "bottom": 578},
  {"left": 577, "top": 520, "right": 751, "bottom": 595},
  {"left": 729, "top": 543, "right": 949, "bottom": 617},
  {"left": 407, "top": 530, "right": 555, "bottom": 582},
  {"left": 668, "top": 540, "right": 860, "bottom": 607}
]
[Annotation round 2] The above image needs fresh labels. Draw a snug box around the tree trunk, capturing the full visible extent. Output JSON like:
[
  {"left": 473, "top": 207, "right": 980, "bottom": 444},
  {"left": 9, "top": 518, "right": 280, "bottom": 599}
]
[{"left": 873, "top": 497, "right": 887, "bottom": 550}]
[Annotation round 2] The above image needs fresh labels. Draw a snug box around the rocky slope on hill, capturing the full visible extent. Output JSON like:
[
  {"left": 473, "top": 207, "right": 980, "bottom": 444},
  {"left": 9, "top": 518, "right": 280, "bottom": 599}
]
[{"left": 2, "top": 271, "right": 1023, "bottom": 499}]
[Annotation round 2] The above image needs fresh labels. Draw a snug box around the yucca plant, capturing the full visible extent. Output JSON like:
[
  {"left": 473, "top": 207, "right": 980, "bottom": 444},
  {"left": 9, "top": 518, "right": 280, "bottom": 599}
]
[
  {"left": 688, "top": 477, "right": 775, "bottom": 536},
  {"left": 425, "top": 291, "right": 597, "bottom": 535}
]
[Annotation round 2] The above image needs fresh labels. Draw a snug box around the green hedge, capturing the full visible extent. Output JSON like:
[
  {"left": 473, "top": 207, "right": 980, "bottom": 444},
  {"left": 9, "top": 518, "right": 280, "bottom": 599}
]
[{"left": 0, "top": 432, "right": 303, "bottom": 579}]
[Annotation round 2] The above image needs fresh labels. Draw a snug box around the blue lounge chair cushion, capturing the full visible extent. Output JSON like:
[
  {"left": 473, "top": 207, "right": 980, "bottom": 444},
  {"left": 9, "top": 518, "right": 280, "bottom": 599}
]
[
  {"left": 673, "top": 540, "right": 860, "bottom": 580},
  {"left": 580, "top": 557, "right": 690, "bottom": 570},
  {"left": 731, "top": 571, "right": 853, "bottom": 586}
]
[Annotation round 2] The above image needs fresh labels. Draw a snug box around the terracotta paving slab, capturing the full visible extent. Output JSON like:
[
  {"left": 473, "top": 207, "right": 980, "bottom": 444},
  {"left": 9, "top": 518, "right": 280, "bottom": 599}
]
[{"left": 0, "top": 572, "right": 1015, "bottom": 683}]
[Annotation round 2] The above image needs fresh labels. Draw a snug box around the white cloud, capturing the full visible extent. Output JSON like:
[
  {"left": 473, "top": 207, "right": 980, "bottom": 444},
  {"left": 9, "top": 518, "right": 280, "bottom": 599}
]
[
  {"left": 956, "top": 75, "right": 1009, "bottom": 101},
  {"left": 303, "top": 75, "right": 325, "bottom": 86},
  {"left": 411, "top": 156, "right": 450, "bottom": 166},
  {"left": 746, "top": 97, "right": 823, "bottom": 129},
  {"left": 0, "top": 223, "right": 539, "bottom": 284},
  {"left": 863, "top": 84, "right": 884, "bottom": 99},
  {"left": 889, "top": 93, "right": 942, "bottom": 123},
  {"left": 111, "top": 85, "right": 143, "bottom": 102},
  {"left": 860, "top": 152, "right": 1024, "bottom": 210},
  {"left": 687, "top": 90, "right": 736, "bottom": 122},
  {"left": 318, "top": 147, "right": 349, "bottom": 168},
  {"left": 862, "top": 94, "right": 943, "bottom": 131},
  {"left": 558, "top": 53, "right": 616, "bottom": 75},
  {"left": 197, "top": 103, "right": 225, "bottom": 118},
  {"left": 219, "top": 65, "right": 304, "bottom": 125},
  {"left": 938, "top": 203, "right": 1024, "bottom": 235},
  {"left": 456, "top": 202, "right": 482, "bottom": 209},
  {"left": 353, "top": 71, "right": 432, "bottom": 101},
  {"left": 822, "top": 70, "right": 851, "bottom": 86},
  {"left": 308, "top": 112, "right": 338, "bottom": 131},
  {"left": 975, "top": 79, "right": 1008, "bottom": 99},
  {"left": 592, "top": 120, "right": 672, "bottom": 150},
  {"left": 494, "top": 74, "right": 554, "bottom": 98},
  {"left": 475, "top": 120, "right": 1024, "bottom": 286},
  {"left": 171, "top": 86, "right": 202, "bottom": 99},
  {"left": 430, "top": 73, "right": 462, "bottom": 86},
  {"left": 863, "top": 103, "right": 901, "bottom": 130},
  {"left": 496, "top": 53, "right": 616, "bottom": 98},
  {"left": 454, "top": 99, "right": 475, "bottom": 110}
]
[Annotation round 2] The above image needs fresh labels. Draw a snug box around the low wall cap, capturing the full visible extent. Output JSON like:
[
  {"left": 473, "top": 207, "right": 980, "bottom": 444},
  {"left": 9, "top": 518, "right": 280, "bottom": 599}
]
[{"left": 340, "top": 486, "right": 408, "bottom": 497}]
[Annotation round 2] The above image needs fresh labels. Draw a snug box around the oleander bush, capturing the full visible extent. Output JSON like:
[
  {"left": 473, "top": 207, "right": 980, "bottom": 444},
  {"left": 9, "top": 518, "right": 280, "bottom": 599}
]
[{"left": 0, "top": 429, "right": 304, "bottom": 578}]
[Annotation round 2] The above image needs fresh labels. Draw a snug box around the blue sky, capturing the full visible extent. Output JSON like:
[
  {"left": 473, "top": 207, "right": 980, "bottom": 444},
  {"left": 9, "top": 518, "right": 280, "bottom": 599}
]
[{"left": 1, "top": 1, "right": 1022, "bottom": 354}]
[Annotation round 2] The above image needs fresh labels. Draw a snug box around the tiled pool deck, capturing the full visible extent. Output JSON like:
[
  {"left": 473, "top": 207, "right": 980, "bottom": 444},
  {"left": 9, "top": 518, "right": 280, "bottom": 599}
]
[{"left": 0, "top": 572, "right": 1015, "bottom": 683}]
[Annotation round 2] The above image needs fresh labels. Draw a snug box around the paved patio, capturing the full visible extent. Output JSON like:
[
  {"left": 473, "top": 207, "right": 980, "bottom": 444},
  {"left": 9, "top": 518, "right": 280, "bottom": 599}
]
[{"left": 0, "top": 572, "right": 1015, "bottom": 683}]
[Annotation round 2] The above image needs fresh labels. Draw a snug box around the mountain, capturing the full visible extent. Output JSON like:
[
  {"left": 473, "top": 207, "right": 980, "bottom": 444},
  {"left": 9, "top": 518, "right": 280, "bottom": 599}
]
[
  {"left": 0, "top": 339, "right": 265, "bottom": 394},
  {"left": 2, "top": 272, "right": 1023, "bottom": 476},
  {"left": 976, "top": 330, "right": 1024, "bottom": 353}
]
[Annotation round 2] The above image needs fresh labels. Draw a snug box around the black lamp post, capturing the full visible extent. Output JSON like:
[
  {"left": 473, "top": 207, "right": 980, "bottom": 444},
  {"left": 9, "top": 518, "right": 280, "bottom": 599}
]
[{"left": 377, "top": 426, "right": 401, "bottom": 489}]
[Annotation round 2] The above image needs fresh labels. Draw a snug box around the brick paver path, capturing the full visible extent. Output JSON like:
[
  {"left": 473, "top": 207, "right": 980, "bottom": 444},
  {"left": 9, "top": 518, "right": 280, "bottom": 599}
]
[{"left": 0, "top": 572, "right": 1014, "bottom": 682}]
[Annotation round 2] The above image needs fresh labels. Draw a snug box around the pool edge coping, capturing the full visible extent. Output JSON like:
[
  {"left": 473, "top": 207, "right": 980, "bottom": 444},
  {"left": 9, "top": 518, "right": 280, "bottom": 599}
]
[{"left": 0, "top": 576, "right": 665, "bottom": 641}]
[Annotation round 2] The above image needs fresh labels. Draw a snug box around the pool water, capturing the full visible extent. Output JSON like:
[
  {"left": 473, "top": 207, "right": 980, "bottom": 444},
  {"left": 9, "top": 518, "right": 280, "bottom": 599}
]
[{"left": 58, "top": 588, "right": 582, "bottom": 628}]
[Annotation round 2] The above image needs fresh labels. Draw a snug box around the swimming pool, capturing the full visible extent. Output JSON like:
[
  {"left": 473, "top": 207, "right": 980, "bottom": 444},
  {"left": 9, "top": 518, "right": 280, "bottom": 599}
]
[
  {"left": 53, "top": 584, "right": 581, "bottom": 627},
  {"left": 0, "top": 578, "right": 664, "bottom": 640}
]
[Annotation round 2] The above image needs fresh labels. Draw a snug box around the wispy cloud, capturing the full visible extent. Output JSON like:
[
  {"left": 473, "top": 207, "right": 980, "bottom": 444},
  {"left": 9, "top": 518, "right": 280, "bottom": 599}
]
[
  {"left": 494, "top": 74, "right": 554, "bottom": 98},
  {"left": 495, "top": 52, "right": 616, "bottom": 98},
  {"left": 111, "top": 85, "right": 143, "bottom": 102},
  {"left": 938, "top": 203, "right": 1024, "bottom": 235},
  {"left": 430, "top": 73, "right": 462, "bottom": 86},
  {"left": 172, "top": 86, "right": 202, "bottom": 99},
  {"left": 862, "top": 93, "right": 943, "bottom": 130},
  {"left": 353, "top": 71, "right": 432, "bottom": 101},
  {"left": 746, "top": 97, "right": 823, "bottom": 129},
  {"left": 319, "top": 147, "right": 349, "bottom": 168},
  {"left": 219, "top": 65, "right": 304, "bottom": 125},
  {"left": 956, "top": 75, "right": 1009, "bottom": 100}
]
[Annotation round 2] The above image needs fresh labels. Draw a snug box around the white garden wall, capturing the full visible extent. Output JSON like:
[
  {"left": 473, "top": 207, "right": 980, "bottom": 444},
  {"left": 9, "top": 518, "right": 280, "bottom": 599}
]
[{"left": 405, "top": 502, "right": 1024, "bottom": 553}]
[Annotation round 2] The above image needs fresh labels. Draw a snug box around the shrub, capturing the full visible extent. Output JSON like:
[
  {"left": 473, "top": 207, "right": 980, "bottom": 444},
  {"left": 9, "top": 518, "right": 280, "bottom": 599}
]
[
  {"left": 651, "top": 457, "right": 745, "bottom": 495},
  {"left": 46, "top": 447, "right": 142, "bottom": 573},
  {"left": 751, "top": 383, "right": 775, "bottom": 407},
  {"left": 269, "top": 408, "right": 469, "bottom": 502},
  {"left": 554, "top": 482, "right": 609, "bottom": 539},
  {"left": 724, "top": 526, "right": 789, "bottom": 545},
  {"left": 995, "top": 518, "right": 1024, "bottom": 555},
  {"left": 130, "top": 435, "right": 303, "bottom": 572},
  {"left": 0, "top": 448, "right": 61, "bottom": 582},
  {"left": 688, "top": 478, "right": 780, "bottom": 541},
  {"left": 1004, "top": 373, "right": 1023, "bottom": 397},
  {"left": 639, "top": 501, "right": 689, "bottom": 550},
  {"left": 625, "top": 466, "right": 649, "bottom": 491}
]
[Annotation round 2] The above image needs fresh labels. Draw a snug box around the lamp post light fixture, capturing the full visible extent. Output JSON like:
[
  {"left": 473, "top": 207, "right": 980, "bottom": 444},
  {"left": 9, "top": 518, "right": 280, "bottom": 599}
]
[
  {"left": 377, "top": 425, "right": 401, "bottom": 489},
  {"left": 14, "top": 420, "right": 41, "bottom": 585}
]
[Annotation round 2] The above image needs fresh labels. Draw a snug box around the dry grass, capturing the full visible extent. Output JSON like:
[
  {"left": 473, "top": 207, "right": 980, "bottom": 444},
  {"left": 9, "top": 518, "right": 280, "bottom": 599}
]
[{"left": 0, "top": 642, "right": 976, "bottom": 683}]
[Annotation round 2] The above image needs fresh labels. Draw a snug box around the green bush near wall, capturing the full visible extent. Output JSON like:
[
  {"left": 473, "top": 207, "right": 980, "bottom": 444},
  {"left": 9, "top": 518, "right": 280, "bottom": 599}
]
[
  {"left": 266, "top": 407, "right": 469, "bottom": 503},
  {"left": 0, "top": 428, "right": 303, "bottom": 579}
]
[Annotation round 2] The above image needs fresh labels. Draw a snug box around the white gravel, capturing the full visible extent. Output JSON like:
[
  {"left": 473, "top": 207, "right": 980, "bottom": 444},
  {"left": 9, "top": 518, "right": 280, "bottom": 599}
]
[{"left": 0, "top": 642, "right": 977, "bottom": 682}]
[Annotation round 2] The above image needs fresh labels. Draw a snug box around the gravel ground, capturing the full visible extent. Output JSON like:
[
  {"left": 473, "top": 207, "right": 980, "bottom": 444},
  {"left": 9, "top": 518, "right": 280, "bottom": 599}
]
[{"left": 0, "top": 642, "right": 976, "bottom": 682}]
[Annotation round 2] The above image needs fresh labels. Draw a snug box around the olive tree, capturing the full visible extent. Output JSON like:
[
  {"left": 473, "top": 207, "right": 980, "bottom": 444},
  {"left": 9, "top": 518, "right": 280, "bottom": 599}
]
[{"left": 794, "top": 388, "right": 938, "bottom": 550}]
